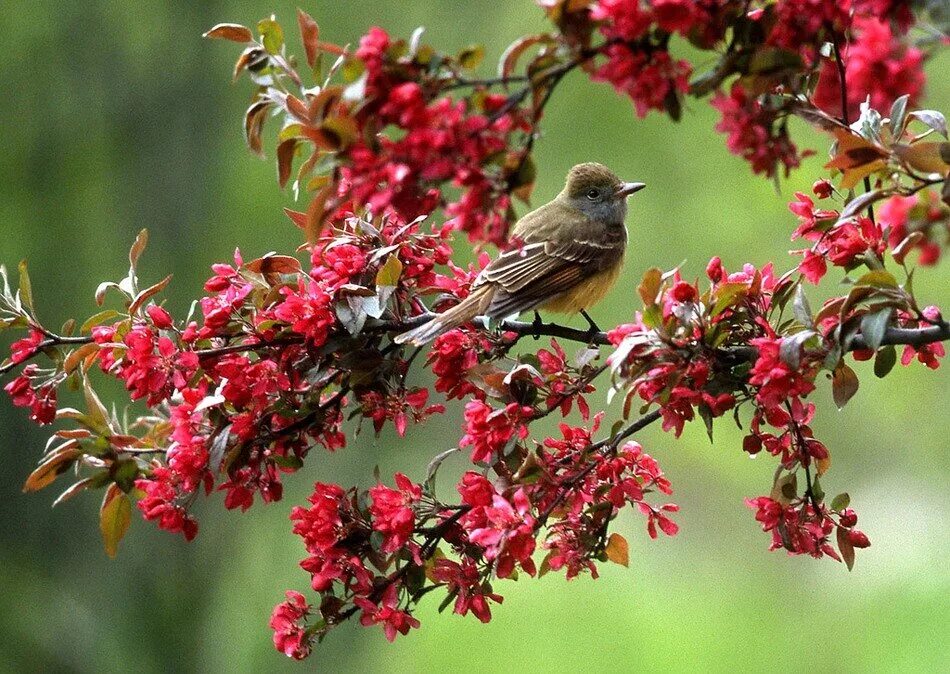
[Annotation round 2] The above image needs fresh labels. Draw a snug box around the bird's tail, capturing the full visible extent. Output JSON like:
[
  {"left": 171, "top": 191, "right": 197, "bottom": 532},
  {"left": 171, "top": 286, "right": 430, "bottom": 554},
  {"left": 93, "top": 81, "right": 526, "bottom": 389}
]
[{"left": 394, "top": 285, "right": 495, "bottom": 346}]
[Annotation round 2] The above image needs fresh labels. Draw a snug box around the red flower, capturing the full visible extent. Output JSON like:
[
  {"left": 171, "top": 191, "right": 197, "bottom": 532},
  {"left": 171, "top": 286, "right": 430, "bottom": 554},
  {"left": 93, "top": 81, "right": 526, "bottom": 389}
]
[
  {"left": 9, "top": 329, "right": 45, "bottom": 364},
  {"left": 430, "top": 558, "right": 502, "bottom": 623},
  {"left": 461, "top": 487, "right": 537, "bottom": 578},
  {"left": 713, "top": 84, "right": 807, "bottom": 178},
  {"left": 135, "top": 468, "right": 199, "bottom": 541},
  {"left": 369, "top": 473, "right": 421, "bottom": 553},
  {"left": 354, "top": 585, "right": 420, "bottom": 642},
  {"left": 269, "top": 590, "right": 312, "bottom": 660},
  {"left": 272, "top": 280, "right": 335, "bottom": 347},
  {"left": 459, "top": 400, "right": 530, "bottom": 464},
  {"left": 813, "top": 17, "right": 925, "bottom": 119},
  {"left": 748, "top": 337, "right": 816, "bottom": 410},
  {"left": 593, "top": 45, "right": 691, "bottom": 118},
  {"left": 146, "top": 305, "right": 174, "bottom": 330}
]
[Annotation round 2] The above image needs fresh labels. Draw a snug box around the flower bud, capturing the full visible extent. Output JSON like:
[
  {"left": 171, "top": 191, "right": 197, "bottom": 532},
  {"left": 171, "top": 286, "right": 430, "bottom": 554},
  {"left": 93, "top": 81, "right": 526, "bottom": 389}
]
[
  {"left": 812, "top": 179, "right": 833, "bottom": 199},
  {"left": 146, "top": 305, "right": 173, "bottom": 329},
  {"left": 839, "top": 507, "right": 858, "bottom": 527},
  {"left": 848, "top": 529, "right": 871, "bottom": 548}
]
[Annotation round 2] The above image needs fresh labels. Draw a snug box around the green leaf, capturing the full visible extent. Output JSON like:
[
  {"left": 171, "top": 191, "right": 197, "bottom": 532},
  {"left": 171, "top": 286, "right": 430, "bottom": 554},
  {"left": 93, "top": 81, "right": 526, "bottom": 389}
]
[
  {"left": 873, "top": 345, "right": 897, "bottom": 378},
  {"left": 792, "top": 284, "right": 813, "bottom": 328},
  {"left": 889, "top": 95, "right": 909, "bottom": 136},
  {"left": 831, "top": 364, "right": 859, "bottom": 409},
  {"left": 855, "top": 270, "right": 898, "bottom": 289},
  {"left": 831, "top": 493, "right": 850, "bottom": 512},
  {"left": 909, "top": 110, "right": 948, "bottom": 138},
  {"left": 80, "top": 309, "right": 120, "bottom": 333},
  {"left": 375, "top": 254, "right": 403, "bottom": 288},
  {"left": 458, "top": 44, "right": 485, "bottom": 70},
  {"left": 257, "top": 17, "right": 284, "bottom": 55},
  {"left": 860, "top": 308, "right": 892, "bottom": 350},
  {"left": 100, "top": 486, "right": 131, "bottom": 559},
  {"left": 17, "top": 260, "right": 34, "bottom": 313}
]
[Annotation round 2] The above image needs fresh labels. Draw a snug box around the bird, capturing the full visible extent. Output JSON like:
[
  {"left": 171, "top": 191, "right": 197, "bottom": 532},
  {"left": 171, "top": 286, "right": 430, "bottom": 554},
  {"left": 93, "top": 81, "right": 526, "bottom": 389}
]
[{"left": 394, "top": 162, "right": 645, "bottom": 346}]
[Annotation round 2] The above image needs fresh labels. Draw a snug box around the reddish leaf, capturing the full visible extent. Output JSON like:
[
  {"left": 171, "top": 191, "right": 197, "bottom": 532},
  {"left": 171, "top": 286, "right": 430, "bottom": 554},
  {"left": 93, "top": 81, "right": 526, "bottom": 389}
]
[
  {"left": 22, "top": 443, "right": 80, "bottom": 493},
  {"left": 276, "top": 138, "right": 298, "bottom": 188},
  {"left": 837, "top": 526, "right": 856, "bottom": 571},
  {"left": 100, "top": 485, "right": 132, "bottom": 559},
  {"left": 296, "top": 9, "right": 320, "bottom": 68},
  {"left": 605, "top": 532, "right": 629, "bottom": 567},
  {"left": 203, "top": 23, "right": 254, "bottom": 43},
  {"left": 832, "top": 364, "right": 859, "bottom": 409}
]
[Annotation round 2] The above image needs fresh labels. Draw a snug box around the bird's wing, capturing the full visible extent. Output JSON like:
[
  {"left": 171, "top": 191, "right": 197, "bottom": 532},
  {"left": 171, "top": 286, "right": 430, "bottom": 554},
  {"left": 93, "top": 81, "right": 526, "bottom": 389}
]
[{"left": 476, "top": 238, "right": 607, "bottom": 318}]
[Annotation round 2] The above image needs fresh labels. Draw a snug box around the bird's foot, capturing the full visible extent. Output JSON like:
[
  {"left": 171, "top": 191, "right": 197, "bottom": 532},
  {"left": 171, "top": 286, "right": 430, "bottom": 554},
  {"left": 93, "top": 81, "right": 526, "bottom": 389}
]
[
  {"left": 581, "top": 309, "right": 601, "bottom": 342},
  {"left": 532, "top": 311, "right": 543, "bottom": 340}
]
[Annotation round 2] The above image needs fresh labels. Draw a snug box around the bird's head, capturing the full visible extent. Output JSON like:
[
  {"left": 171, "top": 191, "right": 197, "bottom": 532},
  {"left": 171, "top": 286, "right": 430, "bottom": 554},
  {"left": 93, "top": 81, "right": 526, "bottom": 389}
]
[{"left": 560, "top": 162, "right": 645, "bottom": 225}]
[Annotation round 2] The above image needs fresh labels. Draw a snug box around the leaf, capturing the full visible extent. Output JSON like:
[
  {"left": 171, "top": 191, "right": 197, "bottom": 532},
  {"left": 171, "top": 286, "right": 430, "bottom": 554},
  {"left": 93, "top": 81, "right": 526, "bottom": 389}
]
[
  {"left": 276, "top": 138, "right": 298, "bottom": 188},
  {"left": 203, "top": 23, "right": 254, "bottom": 43},
  {"left": 305, "top": 186, "right": 334, "bottom": 243},
  {"left": 244, "top": 99, "right": 270, "bottom": 157},
  {"left": 17, "top": 260, "right": 34, "bottom": 313},
  {"left": 232, "top": 46, "right": 261, "bottom": 81},
  {"left": 318, "top": 115, "right": 359, "bottom": 151},
  {"left": 831, "top": 492, "right": 850, "bottom": 512},
  {"left": 375, "top": 254, "right": 403, "bottom": 288},
  {"left": 22, "top": 444, "right": 80, "bottom": 492},
  {"left": 100, "top": 485, "right": 131, "bottom": 559},
  {"left": 80, "top": 310, "right": 119, "bottom": 334},
  {"left": 831, "top": 364, "right": 859, "bottom": 409},
  {"left": 854, "top": 270, "right": 898, "bottom": 289},
  {"left": 711, "top": 281, "right": 748, "bottom": 316},
  {"left": 83, "top": 374, "right": 111, "bottom": 432},
  {"left": 909, "top": 110, "right": 948, "bottom": 138},
  {"left": 52, "top": 477, "right": 94, "bottom": 507},
  {"left": 128, "top": 274, "right": 173, "bottom": 315},
  {"left": 498, "top": 34, "right": 550, "bottom": 80},
  {"left": 837, "top": 526, "right": 856, "bottom": 571},
  {"left": 771, "top": 472, "right": 797, "bottom": 505},
  {"left": 792, "top": 284, "right": 813, "bottom": 328},
  {"left": 64, "top": 343, "right": 100, "bottom": 374},
  {"left": 838, "top": 189, "right": 886, "bottom": 221},
  {"left": 894, "top": 142, "right": 950, "bottom": 175},
  {"left": 458, "top": 44, "right": 485, "bottom": 70},
  {"left": 257, "top": 17, "right": 284, "bottom": 55},
  {"left": 244, "top": 254, "right": 301, "bottom": 276},
  {"left": 873, "top": 345, "right": 897, "bottom": 378},
  {"left": 296, "top": 9, "right": 320, "bottom": 68},
  {"left": 825, "top": 129, "right": 888, "bottom": 189},
  {"left": 637, "top": 268, "right": 662, "bottom": 307},
  {"left": 128, "top": 229, "right": 148, "bottom": 271},
  {"left": 604, "top": 532, "right": 629, "bottom": 567},
  {"left": 889, "top": 95, "right": 909, "bottom": 136},
  {"left": 779, "top": 330, "right": 815, "bottom": 370},
  {"left": 859, "top": 309, "right": 891, "bottom": 350}
]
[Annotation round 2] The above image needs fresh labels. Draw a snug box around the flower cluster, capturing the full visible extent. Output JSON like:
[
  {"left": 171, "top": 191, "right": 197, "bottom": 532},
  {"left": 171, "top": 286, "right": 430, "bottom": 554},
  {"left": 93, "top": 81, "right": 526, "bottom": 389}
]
[
  {"left": 712, "top": 84, "right": 809, "bottom": 179},
  {"left": 0, "top": 4, "right": 946, "bottom": 666}
]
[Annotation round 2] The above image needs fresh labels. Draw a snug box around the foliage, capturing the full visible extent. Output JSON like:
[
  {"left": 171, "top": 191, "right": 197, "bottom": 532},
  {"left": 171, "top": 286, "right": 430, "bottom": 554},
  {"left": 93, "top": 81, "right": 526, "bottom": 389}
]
[{"left": 1, "top": 0, "right": 948, "bottom": 663}]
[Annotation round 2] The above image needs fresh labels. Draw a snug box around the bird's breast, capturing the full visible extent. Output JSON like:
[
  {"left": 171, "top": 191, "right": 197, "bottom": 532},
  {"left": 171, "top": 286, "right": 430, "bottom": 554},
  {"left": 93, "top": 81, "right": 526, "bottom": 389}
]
[{"left": 540, "top": 256, "right": 623, "bottom": 314}]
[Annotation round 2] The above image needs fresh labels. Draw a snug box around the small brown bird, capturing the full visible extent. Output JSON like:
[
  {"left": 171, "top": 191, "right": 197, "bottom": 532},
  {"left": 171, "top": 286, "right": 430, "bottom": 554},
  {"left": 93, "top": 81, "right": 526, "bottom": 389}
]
[{"left": 395, "top": 163, "right": 645, "bottom": 345}]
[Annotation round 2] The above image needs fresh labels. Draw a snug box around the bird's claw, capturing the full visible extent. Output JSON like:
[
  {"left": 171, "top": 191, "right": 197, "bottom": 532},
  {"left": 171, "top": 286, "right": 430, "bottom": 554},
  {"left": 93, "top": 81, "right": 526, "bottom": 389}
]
[
  {"left": 532, "top": 311, "right": 543, "bottom": 340},
  {"left": 581, "top": 309, "right": 601, "bottom": 343}
]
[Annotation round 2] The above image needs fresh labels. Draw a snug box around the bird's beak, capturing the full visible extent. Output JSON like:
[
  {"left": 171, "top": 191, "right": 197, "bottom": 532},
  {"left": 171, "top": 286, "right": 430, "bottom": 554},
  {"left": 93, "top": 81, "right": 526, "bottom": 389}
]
[{"left": 616, "top": 181, "right": 646, "bottom": 198}]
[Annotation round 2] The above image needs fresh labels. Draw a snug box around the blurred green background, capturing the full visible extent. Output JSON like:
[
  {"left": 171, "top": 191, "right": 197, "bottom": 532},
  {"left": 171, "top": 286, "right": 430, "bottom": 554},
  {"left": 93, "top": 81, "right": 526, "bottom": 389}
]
[{"left": 1, "top": 2, "right": 947, "bottom": 672}]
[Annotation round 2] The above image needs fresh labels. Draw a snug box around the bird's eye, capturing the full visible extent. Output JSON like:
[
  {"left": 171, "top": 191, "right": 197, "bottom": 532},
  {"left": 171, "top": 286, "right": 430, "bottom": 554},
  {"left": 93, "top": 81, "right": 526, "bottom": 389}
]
[{"left": 586, "top": 188, "right": 600, "bottom": 200}]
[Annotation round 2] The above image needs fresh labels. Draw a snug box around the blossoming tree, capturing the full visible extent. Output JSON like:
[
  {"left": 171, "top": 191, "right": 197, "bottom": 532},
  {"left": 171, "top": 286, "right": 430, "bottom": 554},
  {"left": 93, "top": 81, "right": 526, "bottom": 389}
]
[{"left": 2, "top": 0, "right": 948, "bottom": 661}]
